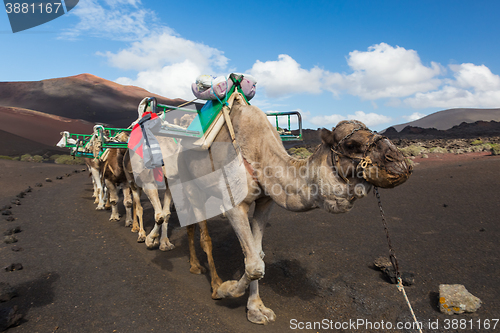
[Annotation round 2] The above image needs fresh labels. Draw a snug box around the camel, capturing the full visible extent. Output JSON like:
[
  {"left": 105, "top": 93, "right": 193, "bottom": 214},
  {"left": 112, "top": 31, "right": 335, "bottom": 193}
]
[
  {"left": 152, "top": 97, "right": 411, "bottom": 324},
  {"left": 56, "top": 132, "right": 107, "bottom": 210},
  {"left": 98, "top": 132, "right": 134, "bottom": 226}
]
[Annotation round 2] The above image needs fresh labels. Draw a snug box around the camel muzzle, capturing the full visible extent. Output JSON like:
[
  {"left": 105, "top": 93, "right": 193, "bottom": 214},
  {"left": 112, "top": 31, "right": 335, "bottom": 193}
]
[{"left": 360, "top": 159, "right": 412, "bottom": 188}]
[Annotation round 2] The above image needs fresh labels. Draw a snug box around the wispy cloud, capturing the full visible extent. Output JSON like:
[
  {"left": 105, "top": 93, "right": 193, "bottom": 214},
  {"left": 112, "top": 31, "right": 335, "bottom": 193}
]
[{"left": 59, "top": 0, "right": 154, "bottom": 41}]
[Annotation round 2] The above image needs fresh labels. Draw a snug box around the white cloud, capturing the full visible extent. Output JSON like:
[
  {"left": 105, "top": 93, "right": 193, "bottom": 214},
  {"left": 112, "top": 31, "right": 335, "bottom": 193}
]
[
  {"left": 404, "top": 63, "right": 500, "bottom": 108},
  {"left": 248, "top": 55, "right": 326, "bottom": 97},
  {"left": 116, "top": 59, "right": 204, "bottom": 99},
  {"left": 101, "top": 31, "right": 228, "bottom": 71},
  {"left": 103, "top": 31, "right": 229, "bottom": 99},
  {"left": 452, "top": 63, "right": 500, "bottom": 91},
  {"left": 309, "top": 111, "right": 392, "bottom": 127},
  {"left": 247, "top": 44, "right": 444, "bottom": 102},
  {"left": 60, "top": 0, "right": 153, "bottom": 41},
  {"left": 328, "top": 43, "right": 443, "bottom": 100},
  {"left": 403, "top": 112, "right": 426, "bottom": 122}
]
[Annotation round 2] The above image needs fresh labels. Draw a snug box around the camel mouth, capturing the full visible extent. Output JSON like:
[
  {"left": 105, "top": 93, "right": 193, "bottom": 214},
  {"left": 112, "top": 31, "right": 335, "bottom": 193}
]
[{"left": 362, "top": 160, "right": 412, "bottom": 188}]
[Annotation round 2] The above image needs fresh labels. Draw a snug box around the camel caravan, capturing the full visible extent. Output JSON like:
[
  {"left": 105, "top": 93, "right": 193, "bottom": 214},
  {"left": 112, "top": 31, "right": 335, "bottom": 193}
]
[{"left": 57, "top": 73, "right": 412, "bottom": 324}]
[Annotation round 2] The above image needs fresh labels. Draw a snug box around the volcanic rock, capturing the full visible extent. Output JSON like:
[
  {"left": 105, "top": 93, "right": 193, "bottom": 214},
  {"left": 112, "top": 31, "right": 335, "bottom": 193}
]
[
  {"left": 439, "top": 284, "right": 481, "bottom": 314},
  {"left": 4, "top": 263, "right": 23, "bottom": 272},
  {"left": 3, "top": 227, "right": 21, "bottom": 236},
  {"left": 3, "top": 236, "right": 17, "bottom": 244}
]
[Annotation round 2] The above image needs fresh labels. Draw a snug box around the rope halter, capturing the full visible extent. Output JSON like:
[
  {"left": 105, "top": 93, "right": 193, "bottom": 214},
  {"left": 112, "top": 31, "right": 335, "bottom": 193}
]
[{"left": 329, "top": 121, "right": 387, "bottom": 184}]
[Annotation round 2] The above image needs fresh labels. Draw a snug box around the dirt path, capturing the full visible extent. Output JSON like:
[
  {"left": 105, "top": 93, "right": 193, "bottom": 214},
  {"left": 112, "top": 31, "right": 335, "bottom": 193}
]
[{"left": 1, "top": 155, "right": 500, "bottom": 332}]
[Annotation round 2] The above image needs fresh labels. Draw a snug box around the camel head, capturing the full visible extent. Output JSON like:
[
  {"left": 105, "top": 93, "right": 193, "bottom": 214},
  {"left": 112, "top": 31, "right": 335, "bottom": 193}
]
[{"left": 320, "top": 120, "right": 412, "bottom": 189}]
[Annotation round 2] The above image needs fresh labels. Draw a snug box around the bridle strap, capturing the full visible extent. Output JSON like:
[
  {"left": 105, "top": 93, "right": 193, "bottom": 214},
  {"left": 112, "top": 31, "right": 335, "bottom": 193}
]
[{"left": 330, "top": 128, "right": 387, "bottom": 184}]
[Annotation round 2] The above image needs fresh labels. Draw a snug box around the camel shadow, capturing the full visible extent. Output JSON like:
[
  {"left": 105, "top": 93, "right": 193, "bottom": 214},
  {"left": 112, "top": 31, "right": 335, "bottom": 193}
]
[
  {"left": 264, "top": 259, "right": 317, "bottom": 301},
  {"left": 1, "top": 272, "right": 59, "bottom": 327}
]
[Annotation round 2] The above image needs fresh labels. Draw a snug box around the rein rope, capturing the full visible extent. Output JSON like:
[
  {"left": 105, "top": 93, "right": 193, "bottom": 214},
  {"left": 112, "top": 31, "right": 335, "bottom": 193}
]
[{"left": 374, "top": 187, "right": 423, "bottom": 333}]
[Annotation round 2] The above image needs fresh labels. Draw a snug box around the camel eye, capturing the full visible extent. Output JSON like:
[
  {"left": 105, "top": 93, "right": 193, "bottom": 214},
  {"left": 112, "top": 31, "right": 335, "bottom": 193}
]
[{"left": 345, "top": 142, "right": 356, "bottom": 150}]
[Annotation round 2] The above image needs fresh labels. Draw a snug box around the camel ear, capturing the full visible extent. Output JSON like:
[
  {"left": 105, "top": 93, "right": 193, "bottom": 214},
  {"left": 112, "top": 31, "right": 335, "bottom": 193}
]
[{"left": 320, "top": 128, "right": 335, "bottom": 146}]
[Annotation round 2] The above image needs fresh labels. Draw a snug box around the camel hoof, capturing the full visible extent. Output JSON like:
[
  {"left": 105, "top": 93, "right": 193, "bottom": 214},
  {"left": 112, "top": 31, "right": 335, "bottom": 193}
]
[
  {"left": 125, "top": 220, "right": 133, "bottom": 227},
  {"left": 189, "top": 265, "right": 206, "bottom": 275},
  {"left": 216, "top": 280, "right": 244, "bottom": 298},
  {"left": 247, "top": 307, "right": 276, "bottom": 325},
  {"left": 159, "top": 243, "right": 175, "bottom": 251},
  {"left": 211, "top": 279, "right": 224, "bottom": 300},
  {"left": 137, "top": 234, "right": 146, "bottom": 243},
  {"left": 145, "top": 237, "right": 158, "bottom": 249},
  {"left": 109, "top": 215, "right": 120, "bottom": 221},
  {"left": 131, "top": 226, "right": 139, "bottom": 233},
  {"left": 96, "top": 205, "right": 105, "bottom": 211}
]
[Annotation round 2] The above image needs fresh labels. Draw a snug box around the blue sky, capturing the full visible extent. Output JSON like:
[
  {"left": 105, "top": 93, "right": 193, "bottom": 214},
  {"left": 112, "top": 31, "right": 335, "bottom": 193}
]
[{"left": 2, "top": 0, "right": 500, "bottom": 131}]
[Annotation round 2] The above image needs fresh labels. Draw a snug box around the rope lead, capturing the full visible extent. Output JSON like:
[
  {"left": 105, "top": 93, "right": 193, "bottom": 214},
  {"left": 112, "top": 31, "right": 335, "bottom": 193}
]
[{"left": 374, "top": 187, "right": 423, "bottom": 333}]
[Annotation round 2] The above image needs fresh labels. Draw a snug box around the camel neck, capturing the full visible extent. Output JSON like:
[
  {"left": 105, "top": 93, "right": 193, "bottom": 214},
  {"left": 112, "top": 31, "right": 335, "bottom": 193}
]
[{"left": 249, "top": 144, "right": 324, "bottom": 212}]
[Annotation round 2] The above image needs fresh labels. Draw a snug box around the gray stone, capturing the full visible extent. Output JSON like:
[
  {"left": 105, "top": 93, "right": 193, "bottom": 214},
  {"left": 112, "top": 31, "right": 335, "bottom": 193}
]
[{"left": 439, "top": 284, "right": 481, "bottom": 315}]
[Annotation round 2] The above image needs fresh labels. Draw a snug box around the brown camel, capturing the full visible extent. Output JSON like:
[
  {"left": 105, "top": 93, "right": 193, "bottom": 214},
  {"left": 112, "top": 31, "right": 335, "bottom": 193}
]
[
  {"left": 99, "top": 132, "right": 134, "bottom": 226},
  {"left": 160, "top": 95, "right": 411, "bottom": 324}
]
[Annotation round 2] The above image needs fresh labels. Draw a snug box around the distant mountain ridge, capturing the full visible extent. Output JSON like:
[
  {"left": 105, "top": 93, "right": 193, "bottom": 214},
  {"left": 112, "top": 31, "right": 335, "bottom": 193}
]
[{"left": 385, "top": 108, "right": 500, "bottom": 132}]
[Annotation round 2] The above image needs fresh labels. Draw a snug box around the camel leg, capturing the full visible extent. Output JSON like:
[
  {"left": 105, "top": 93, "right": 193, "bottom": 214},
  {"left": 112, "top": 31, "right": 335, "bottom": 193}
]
[
  {"left": 90, "top": 166, "right": 106, "bottom": 210},
  {"left": 104, "top": 187, "right": 111, "bottom": 210},
  {"left": 130, "top": 186, "right": 142, "bottom": 233},
  {"left": 198, "top": 220, "right": 223, "bottom": 299},
  {"left": 187, "top": 224, "right": 205, "bottom": 274},
  {"left": 158, "top": 187, "right": 175, "bottom": 251},
  {"left": 123, "top": 185, "right": 133, "bottom": 227},
  {"left": 215, "top": 202, "right": 264, "bottom": 299},
  {"left": 246, "top": 197, "right": 275, "bottom": 324},
  {"left": 142, "top": 187, "right": 163, "bottom": 245},
  {"left": 105, "top": 179, "right": 120, "bottom": 221}
]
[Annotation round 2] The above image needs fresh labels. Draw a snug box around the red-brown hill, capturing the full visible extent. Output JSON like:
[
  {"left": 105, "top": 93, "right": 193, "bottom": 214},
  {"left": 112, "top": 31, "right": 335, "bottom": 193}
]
[
  {"left": 0, "top": 73, "right": 185, "bottom": 128},
  {"left": 0, "top": 74, "right": 188, "bottom": 156}
]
